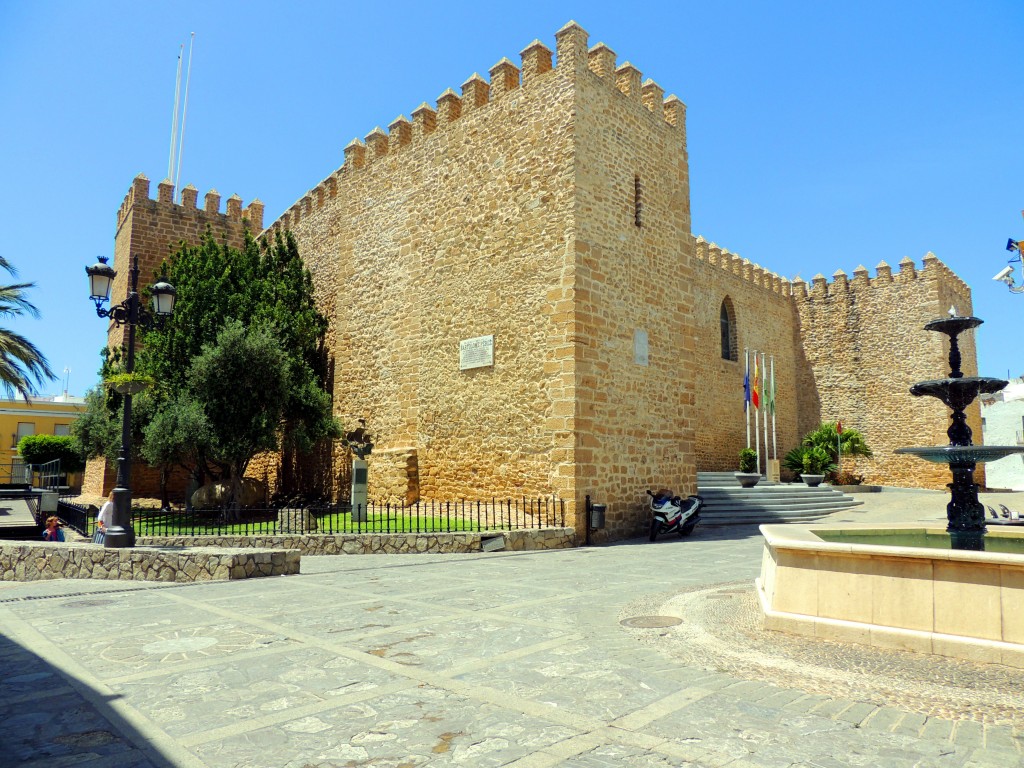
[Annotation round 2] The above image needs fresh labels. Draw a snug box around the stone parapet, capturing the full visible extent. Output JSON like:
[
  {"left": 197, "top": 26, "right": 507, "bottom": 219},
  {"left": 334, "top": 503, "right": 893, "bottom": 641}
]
[
  {"left": 0, "top": 542, "right": 299, "bottom": 583},
  {"left": 263, "top": 21, "right": 687, "bottom": 241},
  {"left": 138, "top": 527, "right": 577, "bottom": 555},
  {"left": 693, "top": 236, "right": 791, "bottom": 297}
]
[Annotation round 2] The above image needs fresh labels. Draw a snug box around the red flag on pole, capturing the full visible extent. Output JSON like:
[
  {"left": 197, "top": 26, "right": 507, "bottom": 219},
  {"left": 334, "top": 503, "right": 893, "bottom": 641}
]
[
  {"left": 752, "top": 356, "right": 761, "bottom": 409},
  {"left": 836, "top": 420, "right": 843, "bottom": 434}
]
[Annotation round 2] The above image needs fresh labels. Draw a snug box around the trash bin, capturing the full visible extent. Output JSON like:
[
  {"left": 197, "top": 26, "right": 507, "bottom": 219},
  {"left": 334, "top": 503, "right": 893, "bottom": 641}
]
[{"left": 589, "top": 503, "right": 606, "bottom": 530}]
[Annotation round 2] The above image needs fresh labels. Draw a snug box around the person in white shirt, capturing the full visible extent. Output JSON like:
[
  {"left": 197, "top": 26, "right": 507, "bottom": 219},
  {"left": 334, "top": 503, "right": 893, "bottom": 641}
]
[{"left": 95, "top": 491, "right": 114, "bottom": 543}]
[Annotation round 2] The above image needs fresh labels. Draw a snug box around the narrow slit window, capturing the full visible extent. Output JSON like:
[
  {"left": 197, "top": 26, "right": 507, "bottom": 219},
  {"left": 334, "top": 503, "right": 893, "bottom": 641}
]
[{"left": 634, "top": 175, "right": 643, "bottom": 227}]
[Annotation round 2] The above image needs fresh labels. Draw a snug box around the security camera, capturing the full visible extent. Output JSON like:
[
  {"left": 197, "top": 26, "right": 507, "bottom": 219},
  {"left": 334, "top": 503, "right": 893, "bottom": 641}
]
[{"left": 993, "top": 265, "right": 1014, "bottom": 283}]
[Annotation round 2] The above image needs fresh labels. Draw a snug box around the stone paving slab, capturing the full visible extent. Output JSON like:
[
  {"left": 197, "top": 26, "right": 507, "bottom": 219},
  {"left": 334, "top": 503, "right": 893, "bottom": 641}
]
[{"left": 1, "top": 491, "right": 1023, "bottom": 766}]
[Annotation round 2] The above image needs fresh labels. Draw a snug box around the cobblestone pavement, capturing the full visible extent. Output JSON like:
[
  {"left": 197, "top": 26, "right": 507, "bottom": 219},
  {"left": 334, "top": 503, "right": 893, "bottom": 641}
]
[{"left": 1, "top": 491, "right": 1024, "bottom": 767}]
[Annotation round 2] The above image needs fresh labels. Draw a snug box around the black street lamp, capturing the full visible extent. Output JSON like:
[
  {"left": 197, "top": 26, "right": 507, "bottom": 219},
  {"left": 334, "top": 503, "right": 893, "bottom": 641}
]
[{"left": 86, "top": 255, "right": 175, "bottom": 548}]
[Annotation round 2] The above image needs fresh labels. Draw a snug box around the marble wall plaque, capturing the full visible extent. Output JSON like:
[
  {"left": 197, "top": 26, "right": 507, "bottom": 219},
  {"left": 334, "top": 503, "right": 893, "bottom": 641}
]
[{"left": 460, "top": 335, "right": 494, "bottom": 370}]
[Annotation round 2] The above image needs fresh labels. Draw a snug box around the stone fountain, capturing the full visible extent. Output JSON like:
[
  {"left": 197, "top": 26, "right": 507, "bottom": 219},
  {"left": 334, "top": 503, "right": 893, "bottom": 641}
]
[
  {"left": 756, "top": 314, "right": 1024, "bottom": 665},
  {"left": 895, "top": 315, "right": 1024, "bottom": 550}
]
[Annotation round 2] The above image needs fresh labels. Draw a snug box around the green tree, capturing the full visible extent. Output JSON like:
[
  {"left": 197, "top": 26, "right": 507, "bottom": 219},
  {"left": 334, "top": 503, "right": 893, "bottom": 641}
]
[
  {"left": 17, "top": 434, "right": 85, "bottom": 473},
  {"left": 0, "top": 256, "right": 54, "bottom": 399},
  {"left": 187, "top": 320, "right": 290, "bottom": 511},
  {"left": 138, "top": 229, "right": 338, "bottom": 457},
  {"left": 140, "top": 394, "right": 214, "bottom": 509}
]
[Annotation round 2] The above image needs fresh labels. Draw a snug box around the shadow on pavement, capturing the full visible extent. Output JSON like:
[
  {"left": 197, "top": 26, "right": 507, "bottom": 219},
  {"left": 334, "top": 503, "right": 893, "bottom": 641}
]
[{"left": 0, "top": 625, "right": 176, "bottom": 766}]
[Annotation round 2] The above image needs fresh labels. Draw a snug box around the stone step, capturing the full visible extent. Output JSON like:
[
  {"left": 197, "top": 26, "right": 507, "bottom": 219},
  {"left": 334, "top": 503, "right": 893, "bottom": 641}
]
[
  {"left": 700, "top": 498, "right": 862, "bottom": 512},
  {"left": 695, "top": 472, "right": 861, "bottom": 524}
]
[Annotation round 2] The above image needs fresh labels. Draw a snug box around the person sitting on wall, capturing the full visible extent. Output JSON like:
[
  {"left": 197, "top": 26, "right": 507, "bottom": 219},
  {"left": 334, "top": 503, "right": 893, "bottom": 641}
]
[{"left": 42, "top": 516, "right": 65, "bottom": 542}]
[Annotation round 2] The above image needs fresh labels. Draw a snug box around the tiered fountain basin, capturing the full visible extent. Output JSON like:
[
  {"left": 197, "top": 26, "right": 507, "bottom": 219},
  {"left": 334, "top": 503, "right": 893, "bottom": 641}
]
[{"left": 757, "top": 523, "right": 1024, "bottom": 667}]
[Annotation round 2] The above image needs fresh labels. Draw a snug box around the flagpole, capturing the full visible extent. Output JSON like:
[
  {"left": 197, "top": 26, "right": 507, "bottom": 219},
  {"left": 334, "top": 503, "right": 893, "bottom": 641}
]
[
  {"left": 837, "top": 421, "right": 842, "bottom": 476},
  {"left": 754, "top": 351, "right": 761, "bottom": 475},
  {"left": 762, "top": 351, "right": 769, "bottom": 474},
  {"left": 770, "top": 355, "right": 777, "bottom": 461},
  {"left": 744, "top": 348, "right": 750, "bottom": 449}
]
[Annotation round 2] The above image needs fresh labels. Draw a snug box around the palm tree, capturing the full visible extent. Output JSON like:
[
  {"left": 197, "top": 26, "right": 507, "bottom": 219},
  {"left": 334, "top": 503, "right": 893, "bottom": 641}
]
[
  {"left": 0, "top": 256, "right": 54, "bottom": 399},
  {"left": 804, "top": 421, "right": 873, "bottom": 462}
]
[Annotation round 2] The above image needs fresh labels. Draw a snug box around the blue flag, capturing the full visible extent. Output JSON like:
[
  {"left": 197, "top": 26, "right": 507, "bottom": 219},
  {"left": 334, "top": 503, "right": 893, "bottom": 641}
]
[{"left": 743, "top": 370, "right": 751, "bottom": 412}]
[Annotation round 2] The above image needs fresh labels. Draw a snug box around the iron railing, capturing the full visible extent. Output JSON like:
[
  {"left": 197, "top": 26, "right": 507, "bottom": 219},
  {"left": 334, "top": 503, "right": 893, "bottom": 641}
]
[
  {"left": 129, "top": 496, "right": 566, "bottom": 538},
  {"left": 56, "top": 498, "right": 94, "bottom": 536}
]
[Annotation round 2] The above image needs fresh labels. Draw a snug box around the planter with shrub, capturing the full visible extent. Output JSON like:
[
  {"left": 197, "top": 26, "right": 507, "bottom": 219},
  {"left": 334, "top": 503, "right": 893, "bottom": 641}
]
[{"left": 735, "top": 447, "right": 761, "bottom": 488}]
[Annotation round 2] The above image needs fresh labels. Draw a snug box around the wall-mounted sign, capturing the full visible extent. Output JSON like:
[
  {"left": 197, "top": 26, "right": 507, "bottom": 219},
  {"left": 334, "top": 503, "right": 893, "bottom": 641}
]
[
  {"left": 634, "top": 329, "right": 649, "bottom": 366},
  {"left": 460, "top": 335, "right": 494, "bottom": 371}
]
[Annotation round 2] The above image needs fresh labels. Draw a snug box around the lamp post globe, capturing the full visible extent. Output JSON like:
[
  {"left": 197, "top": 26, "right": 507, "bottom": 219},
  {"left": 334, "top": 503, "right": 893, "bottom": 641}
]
[
  {"left": 86, "top": 256, "right": 116, "bottom": 302},
  {"left": 86, "top": 254, "right": 174, "bottom": 548}
]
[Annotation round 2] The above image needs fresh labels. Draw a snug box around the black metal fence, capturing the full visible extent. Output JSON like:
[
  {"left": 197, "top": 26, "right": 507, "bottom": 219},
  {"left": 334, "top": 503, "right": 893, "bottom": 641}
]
[
  {"left": 128, "top": 496, "right": 566, "bottom": 538},
  {"left": 56, "top": 498, "right": 94, "bottom": 536}
]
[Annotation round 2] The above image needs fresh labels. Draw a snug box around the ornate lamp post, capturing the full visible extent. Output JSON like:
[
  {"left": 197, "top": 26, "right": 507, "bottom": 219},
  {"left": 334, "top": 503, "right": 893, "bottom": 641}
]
[{"left": 86, "top": 255, "right": 175, "bottom": 548}]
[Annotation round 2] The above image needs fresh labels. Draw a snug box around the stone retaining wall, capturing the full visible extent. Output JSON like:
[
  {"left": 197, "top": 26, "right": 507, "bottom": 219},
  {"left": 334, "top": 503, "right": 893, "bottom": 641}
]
[
  {"left": 0, "top": 542, "right": 299, "bottom": 583},
  {"left": 138, "top": 527, "right": 577, "bottom": 555}
]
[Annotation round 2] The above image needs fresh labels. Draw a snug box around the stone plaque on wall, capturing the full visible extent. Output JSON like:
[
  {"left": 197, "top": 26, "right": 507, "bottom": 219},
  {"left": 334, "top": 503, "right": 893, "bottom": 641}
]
[
  {"left": 460, "top": 335, "right": 494, "bottom": 371},
  {"left": 634, "top": 329, "right": 649, "bottom": 366}
]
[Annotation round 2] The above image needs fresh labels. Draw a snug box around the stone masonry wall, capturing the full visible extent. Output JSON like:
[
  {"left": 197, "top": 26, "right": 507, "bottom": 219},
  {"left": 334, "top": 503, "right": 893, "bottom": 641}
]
[
  {"left": 110, "top": 175, "right": 262, "bottom": 350},
  {"left": 793, "top": 254, "right": 980, "bottom": 488},
  {"left": 81, "top": 454, "right": 190, "bottom": 501},
  {"left": 139, "top": 527, "right": 576, "bottom": 555},
  {"left": 274, "top": 27, "right": 583, "bottom": 508},
  {"left": 569, "top": 25, "right": 696, "bottom": 540},
  {"left": 689, "top": 238, "right": 804, "bottom": 473},
  {"left": 97, "top": 175, "right": 265, "bottom": 501},
  {"left": 0, "top": 541, "right": 298, "bottom": 582}
]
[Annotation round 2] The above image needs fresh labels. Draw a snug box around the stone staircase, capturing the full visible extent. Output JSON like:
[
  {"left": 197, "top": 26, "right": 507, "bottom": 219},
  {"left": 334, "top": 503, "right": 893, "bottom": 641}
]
[{"left": 695, "top": 471, "right": 862, "bottom": 525}]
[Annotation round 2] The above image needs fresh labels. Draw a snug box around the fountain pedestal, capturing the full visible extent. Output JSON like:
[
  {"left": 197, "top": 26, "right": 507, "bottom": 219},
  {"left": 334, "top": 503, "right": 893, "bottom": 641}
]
[{"left": 896, "top": 317, "right": 1024, "bottom": 550}]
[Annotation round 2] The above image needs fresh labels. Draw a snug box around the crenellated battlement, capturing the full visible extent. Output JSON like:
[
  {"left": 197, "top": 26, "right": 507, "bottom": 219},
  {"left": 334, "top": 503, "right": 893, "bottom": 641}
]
[
  {"left": 693, "top": 236, "right": 792, "bottom": 297},
  {"left": 264, "top": 20, "right": 688, "bottom": 239},
  {"left": 117, "top": 173, "right": 264, "bottom": 232},
  {"left": 790, "top": 252, "right": 970, "bottom": 300}
]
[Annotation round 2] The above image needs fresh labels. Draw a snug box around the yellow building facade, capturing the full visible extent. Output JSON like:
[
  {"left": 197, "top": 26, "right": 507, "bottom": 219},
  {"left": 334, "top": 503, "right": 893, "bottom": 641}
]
[{"left": 0, "top": 396, "right": 85, "bottom": 483}]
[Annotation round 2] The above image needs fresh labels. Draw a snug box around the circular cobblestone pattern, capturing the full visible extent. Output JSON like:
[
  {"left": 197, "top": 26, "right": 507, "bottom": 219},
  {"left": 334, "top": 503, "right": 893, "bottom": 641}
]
[{"left": 622, "top": 582, "right": 1024, "bottom": 728}]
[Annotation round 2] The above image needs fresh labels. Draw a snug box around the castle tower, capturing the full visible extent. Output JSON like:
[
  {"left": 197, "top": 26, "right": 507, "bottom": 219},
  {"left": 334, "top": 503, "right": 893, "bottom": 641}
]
[
  {"left": 109, "top": 174, "right": 263, "bottom": 349},
  {"left": 84, "top": 175, "right": 263, "bottom": 499}
]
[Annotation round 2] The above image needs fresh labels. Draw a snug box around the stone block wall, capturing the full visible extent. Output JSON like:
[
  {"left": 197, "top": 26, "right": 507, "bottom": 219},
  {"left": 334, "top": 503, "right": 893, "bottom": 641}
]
[
  {"left": 689, "top": 238, "right": 804, "bottom": 473},
  {"left": 793, "top": 255, "right": 980, "bottom": 488},
  {"left": 274, "top": 26, "right": 584, "bottom": 508},
  {"left": 110, "top": 175, "right": 262, "bottom": 350},
  {"left": 81, "top": 455, "right": 190, "bottom": 501},
  {"left": 570, "top": 27, "right": 696, "bottom": 540},
  {"left": 139, "top": 527, "right": 576, "bottom": 555},
  {"left": 0, "top": 542, "right": 298, "bottom": 582}
]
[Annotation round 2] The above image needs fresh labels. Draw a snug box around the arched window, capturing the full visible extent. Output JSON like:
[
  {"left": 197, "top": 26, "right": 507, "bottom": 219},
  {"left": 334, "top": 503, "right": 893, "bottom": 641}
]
[{"left": 720, "top": 298, "right": 737, "bottom": 361}]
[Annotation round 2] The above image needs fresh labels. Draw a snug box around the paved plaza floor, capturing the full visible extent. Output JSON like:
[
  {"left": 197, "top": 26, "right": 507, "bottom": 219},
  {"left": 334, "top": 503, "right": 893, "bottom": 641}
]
[{"left": 2, "top": 489, "right": 1024, "bottom": 767}]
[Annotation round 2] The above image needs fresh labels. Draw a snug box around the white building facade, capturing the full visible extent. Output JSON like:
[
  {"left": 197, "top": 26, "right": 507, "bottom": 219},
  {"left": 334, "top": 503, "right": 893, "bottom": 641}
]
[{"left": 981, "top": 378, "right": 1024, "bottom": 491}]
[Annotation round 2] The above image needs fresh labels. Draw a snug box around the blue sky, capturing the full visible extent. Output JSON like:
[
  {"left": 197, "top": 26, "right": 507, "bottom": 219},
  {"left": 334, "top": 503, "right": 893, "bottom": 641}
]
[{"left": 1, "top": 0, "right": 1022, "bottom": 398}]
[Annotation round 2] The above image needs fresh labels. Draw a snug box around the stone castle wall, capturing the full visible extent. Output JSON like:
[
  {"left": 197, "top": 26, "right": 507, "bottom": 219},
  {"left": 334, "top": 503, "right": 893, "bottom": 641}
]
[
  {"left": 110, "top": 175, "right": 262, "bottom": 350},
  {"left": 275, "top": 28, "right": 583, "bottom": 510},
  {"left": 569, "top": 26, "right": 696, "bottom": 539},
  {"left": 793, "top": 254, "right": 980, "bottom": 488},
  {"left": 98, "top": 176, "right": 264, "bottom": 502},
  {"left": 104, "top": 22, "right": 983, "bottom": 533},
  {"left": 689, "top": 238, "right": 805, "bottom": 473}
]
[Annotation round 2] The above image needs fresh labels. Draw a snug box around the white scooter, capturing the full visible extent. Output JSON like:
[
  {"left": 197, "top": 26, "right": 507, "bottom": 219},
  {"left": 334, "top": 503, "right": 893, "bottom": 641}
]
[{"left": 646, "top": 489, "right": 702, "bottom": 542}]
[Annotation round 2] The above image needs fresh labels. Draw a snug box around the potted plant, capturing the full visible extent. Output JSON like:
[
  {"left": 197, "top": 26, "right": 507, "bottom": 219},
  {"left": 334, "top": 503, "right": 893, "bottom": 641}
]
[
  {"left": 103, "top": 372, "right": 155, "bottom": 396},
  {"left": 735, "top": 447, "right": 760, "bottom": 488},
  {"left": 799, "top": 446, "right": 836, "bottom": 487}
]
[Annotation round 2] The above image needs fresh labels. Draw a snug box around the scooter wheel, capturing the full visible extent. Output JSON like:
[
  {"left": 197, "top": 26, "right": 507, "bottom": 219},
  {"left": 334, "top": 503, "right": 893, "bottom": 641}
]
[{"left": 649, "top": 520, "right": 660, "bottom": 542}]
